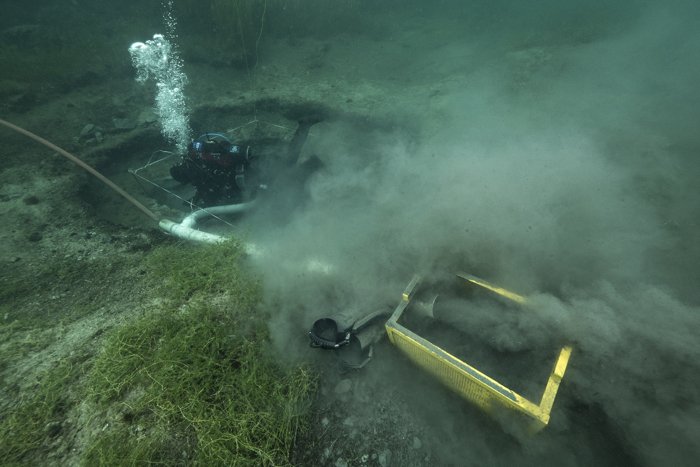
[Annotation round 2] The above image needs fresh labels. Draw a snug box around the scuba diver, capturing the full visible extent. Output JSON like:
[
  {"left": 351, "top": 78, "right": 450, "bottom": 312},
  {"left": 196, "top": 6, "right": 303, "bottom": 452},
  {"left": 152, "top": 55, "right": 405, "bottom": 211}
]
[
  {"left": 169, "top": 116, "right": 321, "bottom": 207},
  {"left": 169, "top": 132, "right": 254, "bottom": 206}
]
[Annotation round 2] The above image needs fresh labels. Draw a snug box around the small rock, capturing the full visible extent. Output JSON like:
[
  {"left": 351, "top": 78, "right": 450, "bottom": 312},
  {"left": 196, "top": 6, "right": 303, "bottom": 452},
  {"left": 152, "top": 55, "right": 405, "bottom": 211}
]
[
  {"left": 360, "top": 453, "right": 369, "bottom": 463},
  {"left": 45, "top": 421, "right": 62, "bottom": 437},
  {"left": 335, "top": 458, "right": 348, "bottom": 467},
  {"left": 334, "top": 378, "right": 352, "bottom": 395},
  {"left": 342, "top": 416, "right": 355, "bottom": 427},
  {"left": 137, "top": 108, "right": 158, "bottom": 125},
  {"left": 80, "top": 123, "right": 95, "bottom": 137},
  {"left": 22, "top": 195, "right": 40, "bottom": 205},
  {"left": 94, "top": 131, "right": 104, "bottom": 143},
  {"left": 321, "top": 416, "right": 329, "bottom": 427},
  {"left": 113, "top": 117, "right": 136, "bottom": 130},
  {"left": 412, "top": 436, "right": 422, "bottom": 449}
]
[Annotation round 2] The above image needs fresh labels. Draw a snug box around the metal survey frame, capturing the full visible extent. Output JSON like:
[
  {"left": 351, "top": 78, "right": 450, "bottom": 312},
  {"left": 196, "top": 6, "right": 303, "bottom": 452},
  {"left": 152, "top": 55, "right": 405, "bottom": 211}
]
[{"left": 385, "top": 273, "right": 573, "bottom": 432}]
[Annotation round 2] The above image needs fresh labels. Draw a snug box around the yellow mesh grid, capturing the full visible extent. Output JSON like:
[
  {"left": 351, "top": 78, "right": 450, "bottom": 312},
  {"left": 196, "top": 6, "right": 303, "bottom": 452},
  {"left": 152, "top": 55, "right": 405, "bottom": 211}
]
[{"left": 385, "top": 274, "right": 572, "bottom": 432}]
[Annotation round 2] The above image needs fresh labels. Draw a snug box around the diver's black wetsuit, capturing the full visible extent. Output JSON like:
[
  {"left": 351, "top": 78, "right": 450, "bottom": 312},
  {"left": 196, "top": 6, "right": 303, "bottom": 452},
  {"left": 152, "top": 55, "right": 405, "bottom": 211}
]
[
  {"left": 170, "top": 119, "right": 318, "bottom": 207},
  {"left": 169, "top": 131, "right": 252, "bottom": 206}
]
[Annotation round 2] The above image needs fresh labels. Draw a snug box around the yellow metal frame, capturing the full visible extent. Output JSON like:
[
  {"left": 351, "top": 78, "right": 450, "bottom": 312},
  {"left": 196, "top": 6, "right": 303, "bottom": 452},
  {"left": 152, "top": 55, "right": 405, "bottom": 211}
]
[{"left": 385, "top": 273, "right": 572, "bottom": 432}]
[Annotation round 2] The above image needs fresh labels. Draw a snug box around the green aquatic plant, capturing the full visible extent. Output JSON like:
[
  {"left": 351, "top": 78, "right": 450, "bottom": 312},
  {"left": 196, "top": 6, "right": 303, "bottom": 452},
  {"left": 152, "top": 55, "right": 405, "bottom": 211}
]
[
  {"left": 85, "top": 304, "right": 315, "bottom": 465},
  {"left": 85, "top": 241, "right": 315, "bottom": 465},
  {"left": 142, "top": 238, "right": 259, "bottom": 305},
  {"left": 1, "top": 240, "right": 316, "bottom": 465},
  {"left": 0, "top": 353, "right": 88, "bottom": 464}
]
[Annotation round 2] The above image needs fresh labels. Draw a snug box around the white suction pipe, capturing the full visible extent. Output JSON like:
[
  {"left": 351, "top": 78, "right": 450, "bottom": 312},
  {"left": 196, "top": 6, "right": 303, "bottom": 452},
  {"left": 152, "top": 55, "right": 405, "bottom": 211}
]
[
  {"left": 180, "top": 201, "right": 256, "bottom": 229},
  {"left": 160, "top": 201, "right": 261, "bottom": 256},
  {"left": 162, "top": 203, "right": 334, "bottom": 274},
  {"left": 159, "top": 219, "right": 225, "bottom": 244}
]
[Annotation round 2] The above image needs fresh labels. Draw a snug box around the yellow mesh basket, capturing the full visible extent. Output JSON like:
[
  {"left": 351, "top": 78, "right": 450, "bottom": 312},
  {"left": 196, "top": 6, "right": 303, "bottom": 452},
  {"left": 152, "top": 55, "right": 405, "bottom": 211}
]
[{"left": 385, "top": 274, "right": 572, "bottom": 433}]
